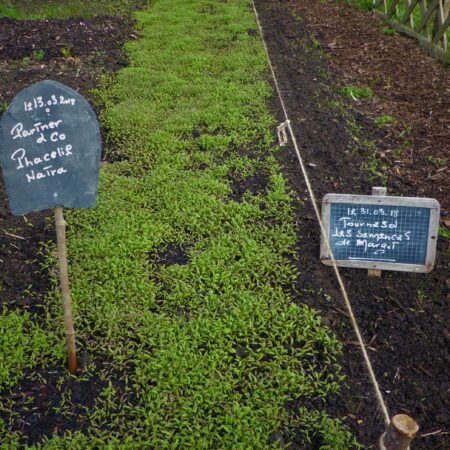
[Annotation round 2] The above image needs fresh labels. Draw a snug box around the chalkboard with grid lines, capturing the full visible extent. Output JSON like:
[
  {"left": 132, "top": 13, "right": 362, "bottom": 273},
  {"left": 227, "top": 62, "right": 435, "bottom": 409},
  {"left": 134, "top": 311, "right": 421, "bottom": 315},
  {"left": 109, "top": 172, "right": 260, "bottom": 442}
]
[{"left": 320, "top": 194, "right": 440, "bottom": 273}]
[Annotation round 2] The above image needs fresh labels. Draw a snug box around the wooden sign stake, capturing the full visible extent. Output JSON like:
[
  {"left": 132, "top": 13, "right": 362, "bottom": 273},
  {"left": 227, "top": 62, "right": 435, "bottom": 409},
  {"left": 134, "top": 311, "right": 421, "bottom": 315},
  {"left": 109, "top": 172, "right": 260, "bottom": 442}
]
[
  {"left": 54, "top": 207, "right": 77, "bottom": 373},
  {"left": 379, "top": 414, "right": 419, "bottom": 450},
  {"left": 368, "top": 186, "right": 387, "bottom": 278}
]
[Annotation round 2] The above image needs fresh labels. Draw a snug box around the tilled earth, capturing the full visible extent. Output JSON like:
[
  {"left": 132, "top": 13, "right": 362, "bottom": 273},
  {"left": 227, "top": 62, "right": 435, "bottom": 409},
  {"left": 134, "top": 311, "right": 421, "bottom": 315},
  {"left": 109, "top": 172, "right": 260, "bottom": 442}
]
[
  {"left": 255, "top": 0, "right": 449, "bottom": 448},
  {"left": 0, "top": 2, "right": 449, "bottom": 449}
]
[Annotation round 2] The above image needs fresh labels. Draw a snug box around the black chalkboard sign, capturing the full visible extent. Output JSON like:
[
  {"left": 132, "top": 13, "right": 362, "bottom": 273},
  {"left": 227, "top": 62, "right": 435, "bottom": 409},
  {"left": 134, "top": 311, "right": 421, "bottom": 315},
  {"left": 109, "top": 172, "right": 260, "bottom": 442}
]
[
  {"left": 320, "top": 194, "right": 440, "bottom": 273},
  {"left": 0, "top": 80, "right": 101, "bottom": 216}
]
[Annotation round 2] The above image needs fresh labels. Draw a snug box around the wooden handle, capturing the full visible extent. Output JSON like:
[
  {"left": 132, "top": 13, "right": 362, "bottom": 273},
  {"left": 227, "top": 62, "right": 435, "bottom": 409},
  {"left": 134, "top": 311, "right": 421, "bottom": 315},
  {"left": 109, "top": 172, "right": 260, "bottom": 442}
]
[
  {"left": 54, "top": 207, "right": 77, "bottom": 373},
  {"left": 379, "top": 414, "right": 419, "bottom": 450}
]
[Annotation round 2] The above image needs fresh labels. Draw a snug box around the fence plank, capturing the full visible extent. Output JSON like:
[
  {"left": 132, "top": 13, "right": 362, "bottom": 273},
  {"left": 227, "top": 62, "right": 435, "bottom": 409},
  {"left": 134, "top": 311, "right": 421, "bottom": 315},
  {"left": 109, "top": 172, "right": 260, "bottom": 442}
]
[
  {"left": 406, "top": 0, "right": 416, "bottom": 26},
  {"left": 401, "top": 0, "right": 421, "bottom": 24},
  {"left": 373, "top": 0, "right": 388, "bottom": 11},
  {"left": 400, "top": 0, "right": 419, "bottom": 23},
  {"left": 434, "top": 0, "right": 449, "bottom": 48},
  {"left": 375, "top": 0, "right": 448, "bottom": 61},
  {"left": 387, "top": 0, "right": 402, "bottom": 16},
  {"left": 374, "top": 10, "right": 447, "bottom": 60},
  {"left": 421, "top": 0, "right": 431, "bottom": 38},
  {"left": 417, "top": 0, "right": 441, "bottom": 32},
  {"left": 432, "top": 10, "right": 450, "bottom": 43}
]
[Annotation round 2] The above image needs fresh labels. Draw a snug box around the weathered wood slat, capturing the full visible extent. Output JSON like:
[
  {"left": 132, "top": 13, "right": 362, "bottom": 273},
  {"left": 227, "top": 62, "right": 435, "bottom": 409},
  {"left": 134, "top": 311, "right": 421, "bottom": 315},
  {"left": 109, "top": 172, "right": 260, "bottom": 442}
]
[
  {"left": 432, "top": 11, "right": 450, "bottom": 42},
  {"left": 435, "top": 0, "right": 449, "bottom": 48},
  {"left": 406, "top": 0, "right": 416, "bottom": 26},
  {"left": 387, "top": 0, "right": 402, "bottom": 17},
  {"left": 420, "top": 0, "right": 431, "bottom": 39},
  {"left": 401, "top": 0, "right": 421, "bottom": 24},
  {"left": 374, "top": 10, "right": 448, "bottom": 61},
  {"left": 416, "top": 0, "right": 441, "bottom": 32}
]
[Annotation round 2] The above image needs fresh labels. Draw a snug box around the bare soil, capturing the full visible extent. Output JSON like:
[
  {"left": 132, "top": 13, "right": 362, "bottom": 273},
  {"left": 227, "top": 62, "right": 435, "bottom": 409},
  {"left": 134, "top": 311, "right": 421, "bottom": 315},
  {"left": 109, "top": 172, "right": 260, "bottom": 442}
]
[
  {"left": 0, "top": 1, "right": 449, "bottom": 448},
  {"left": 289, "top": 0, "right": 449, "bottom": 210},
  {"left": 254, "top": 0, "right": 449, "bottom": 448}
]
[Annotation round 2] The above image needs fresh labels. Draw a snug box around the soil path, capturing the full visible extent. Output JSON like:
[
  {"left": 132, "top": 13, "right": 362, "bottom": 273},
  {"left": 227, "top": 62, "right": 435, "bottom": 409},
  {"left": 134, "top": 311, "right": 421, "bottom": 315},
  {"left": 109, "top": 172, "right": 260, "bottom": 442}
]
[
  {"left": 254, "top": 0, "right": 449, "bottom": 448},
  {"left": 290, "top": 0, "right": 449, "bottom": 211}
]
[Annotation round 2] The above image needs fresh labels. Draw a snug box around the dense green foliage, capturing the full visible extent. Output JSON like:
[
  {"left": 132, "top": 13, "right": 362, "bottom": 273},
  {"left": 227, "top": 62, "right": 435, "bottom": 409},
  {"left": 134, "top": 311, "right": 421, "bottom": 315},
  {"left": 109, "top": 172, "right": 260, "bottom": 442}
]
[
  {"left": 0, "top": 1, "right": 360, "bottom": 447},
  {"left": 0, "top": 0, "right": 147, "bottom": 19}
]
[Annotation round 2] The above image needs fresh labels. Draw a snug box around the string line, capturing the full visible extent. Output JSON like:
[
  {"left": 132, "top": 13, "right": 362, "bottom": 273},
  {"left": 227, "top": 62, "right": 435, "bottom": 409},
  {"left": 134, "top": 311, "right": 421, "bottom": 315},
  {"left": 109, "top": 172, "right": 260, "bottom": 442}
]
[{"left": 251, "top": 0, "right": 390, "bottom": 426}]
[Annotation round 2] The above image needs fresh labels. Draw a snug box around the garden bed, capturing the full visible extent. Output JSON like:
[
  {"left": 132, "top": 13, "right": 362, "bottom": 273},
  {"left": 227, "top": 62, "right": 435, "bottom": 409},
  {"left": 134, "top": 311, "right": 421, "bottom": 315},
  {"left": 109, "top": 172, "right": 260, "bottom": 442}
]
[
  {"left": 255, "top": 0, "right": 449, "bottom": 447},
  {"left": 0, "top": 0, "right": 449, "bottom": 448},
  {"left": 0, "top": 13, "right": 136, "bottom": 313}
]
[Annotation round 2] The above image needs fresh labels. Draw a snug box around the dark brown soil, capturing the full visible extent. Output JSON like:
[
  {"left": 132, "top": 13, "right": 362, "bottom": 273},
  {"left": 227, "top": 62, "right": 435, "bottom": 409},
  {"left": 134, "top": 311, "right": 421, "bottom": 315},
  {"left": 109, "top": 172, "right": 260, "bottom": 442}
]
[
  {"left": 2, "top": 363, "right": 132, "bottom": 445},
  {"left": 0, "top": 16, "right": 137, "bottom": 109},
  {"left": 1, "top": 2, "right": 449, "bottom": 449},
  {"left": 289, "top": 0, "right": 449, "bottom": 211},
  {"left": 149, "top": 243, "right": 191, "bottom": 268},
  {"left": 254, "top": 0, "right": 449, "bottom": 448}
]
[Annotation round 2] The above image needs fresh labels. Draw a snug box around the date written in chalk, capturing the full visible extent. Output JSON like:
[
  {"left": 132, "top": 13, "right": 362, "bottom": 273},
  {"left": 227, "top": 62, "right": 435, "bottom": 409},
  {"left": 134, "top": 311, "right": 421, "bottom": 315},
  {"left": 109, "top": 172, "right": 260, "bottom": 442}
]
[
  {"left": 24, "top": 95, "right": 76, "bottom": 112},
  {"left": 347, "top": 207, "right": 400, "bottom": 217}
]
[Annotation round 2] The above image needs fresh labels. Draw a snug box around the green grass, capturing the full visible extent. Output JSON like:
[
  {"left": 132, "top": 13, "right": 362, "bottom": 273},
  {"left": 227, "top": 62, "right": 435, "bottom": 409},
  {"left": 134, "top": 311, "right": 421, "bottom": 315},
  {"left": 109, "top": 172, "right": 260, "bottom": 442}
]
[
  {"left": 439, "top": 227, "right": 450, "bottom": 241},
  {"left": 0, "top": 4, "right": 23, "bottom": 19},
  {"left": 375, "top": 114, "right": 397, "bottom": 128},
  {"left": 0, "top": 0, "right": 360, "bottom": 448},
  {"left": 60, "top": 47, "right": 72, "bottom": 58},
  {"left": 382, "top": 26, "right": 397, "bottom": 35},
  {"left": 0, "top": 0, "right": 148, "bottom": 19},
  {"left": 32, "top": 49, "right": 45, "bottom": 61},
  {"left": 342, "top": 85, "right": 374, "bottom": 101}
]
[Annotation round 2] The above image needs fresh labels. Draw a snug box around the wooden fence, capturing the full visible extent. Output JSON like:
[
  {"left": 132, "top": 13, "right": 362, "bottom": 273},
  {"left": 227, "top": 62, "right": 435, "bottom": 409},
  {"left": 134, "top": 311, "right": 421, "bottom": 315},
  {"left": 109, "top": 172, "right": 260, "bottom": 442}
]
[{"left": 373, "top": 0, "right": 450, "bottom": 62}]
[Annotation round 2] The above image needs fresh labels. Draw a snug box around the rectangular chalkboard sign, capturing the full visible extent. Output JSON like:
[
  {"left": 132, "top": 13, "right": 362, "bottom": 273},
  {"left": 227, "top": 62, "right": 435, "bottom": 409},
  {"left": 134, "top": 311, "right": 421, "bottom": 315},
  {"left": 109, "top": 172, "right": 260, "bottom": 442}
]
[{"left": 320, "top": 194, "right": 440, "bottom": 273}]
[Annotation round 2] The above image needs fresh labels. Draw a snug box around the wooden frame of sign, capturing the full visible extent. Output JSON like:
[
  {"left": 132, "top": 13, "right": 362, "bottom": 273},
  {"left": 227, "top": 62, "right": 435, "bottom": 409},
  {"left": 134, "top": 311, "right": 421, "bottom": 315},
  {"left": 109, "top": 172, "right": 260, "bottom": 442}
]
[{"left": 320, "top": 194, "right": 440, "bottom": 273}]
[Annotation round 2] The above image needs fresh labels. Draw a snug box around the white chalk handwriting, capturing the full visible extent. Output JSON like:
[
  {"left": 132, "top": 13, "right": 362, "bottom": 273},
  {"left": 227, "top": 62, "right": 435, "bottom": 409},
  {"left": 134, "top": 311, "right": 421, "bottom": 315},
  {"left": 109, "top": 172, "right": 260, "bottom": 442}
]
[
  {"left": 23, "top": 95, "right": 76, "bottom": 112},
  {"left": 10, "top": 144, "right": 73, "bottom": 184},
  {"left": 331, "top": 206, "right": 416, "bottom": 257},
  {"left": 11, "top": 120, "right": 63, "bottom": 140}
]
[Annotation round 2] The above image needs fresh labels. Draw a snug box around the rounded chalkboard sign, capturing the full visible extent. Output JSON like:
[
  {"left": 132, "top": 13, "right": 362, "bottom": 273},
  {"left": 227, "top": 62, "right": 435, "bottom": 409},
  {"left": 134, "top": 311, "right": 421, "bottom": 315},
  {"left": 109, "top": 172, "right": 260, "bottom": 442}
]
[{"left": 0, "top": 80, "right": 101, "bottom": 216}]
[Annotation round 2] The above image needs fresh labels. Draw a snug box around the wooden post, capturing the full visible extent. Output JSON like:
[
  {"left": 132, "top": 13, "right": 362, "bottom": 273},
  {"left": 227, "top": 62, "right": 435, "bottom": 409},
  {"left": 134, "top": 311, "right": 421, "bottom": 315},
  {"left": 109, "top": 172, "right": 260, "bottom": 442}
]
[
  {"left": 438, "top": 0, "right": 449, "bottom": 49},
  {"left": 421, "top": 0, "right": 431, "bottom": 39},
  {"left": 407, "top": 0, "right": 415, "bottom": 27},
  {"left": 54, "top": 207, "right": 77, "bottom": 373},
  {"left": 368, "top": 187, "right": 387, "bottom": 278},
  {"left": 379, "top": 414, "right": 419, "bottom": 450}
]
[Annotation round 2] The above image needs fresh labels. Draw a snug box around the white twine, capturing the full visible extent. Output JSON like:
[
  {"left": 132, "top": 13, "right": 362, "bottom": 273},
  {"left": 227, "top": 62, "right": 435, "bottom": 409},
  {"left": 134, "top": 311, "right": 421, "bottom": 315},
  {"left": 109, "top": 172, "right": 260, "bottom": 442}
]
[
  {"left": 277, "top": 120, "right": 290, "bottom": 146},
  {"left": 251, "top": 0, "right": 391, "bottom": 426}
]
